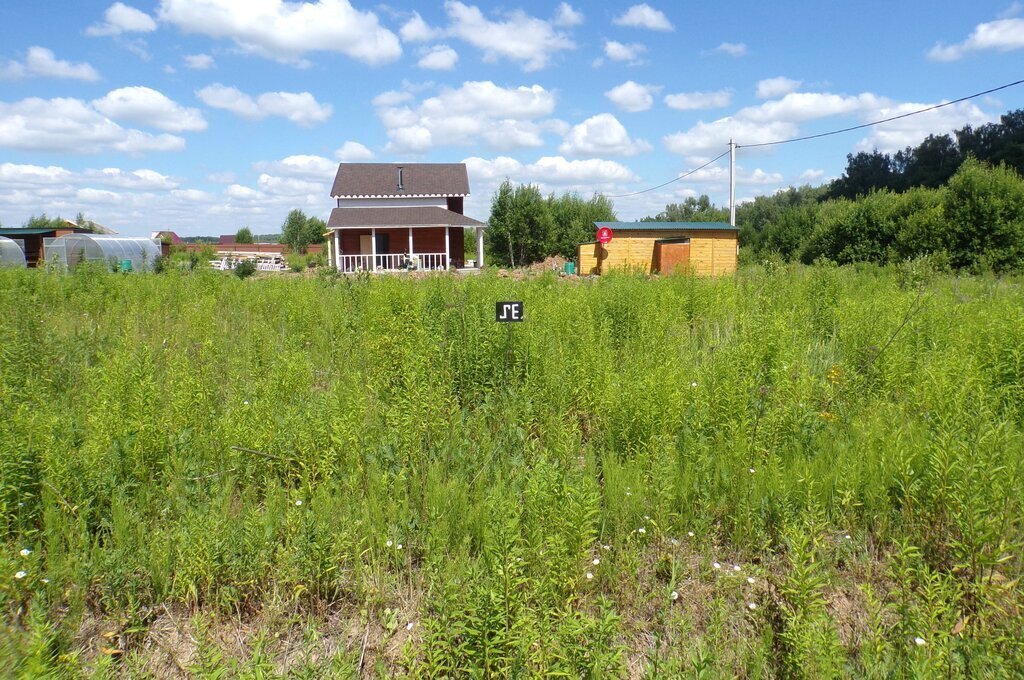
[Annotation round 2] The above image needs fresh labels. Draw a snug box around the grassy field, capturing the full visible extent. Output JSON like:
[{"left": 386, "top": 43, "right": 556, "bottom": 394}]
[{"left": 1, "top": 263, "right": 1023, "bottom": 677}]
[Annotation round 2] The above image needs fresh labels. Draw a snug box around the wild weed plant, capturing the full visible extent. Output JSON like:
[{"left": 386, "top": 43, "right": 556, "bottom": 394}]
[{"left": 0, "top": 262, "right": 1022, "bottom": 676}]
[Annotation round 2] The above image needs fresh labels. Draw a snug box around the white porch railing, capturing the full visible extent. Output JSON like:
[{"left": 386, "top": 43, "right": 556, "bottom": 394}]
[{"left": 338, "top": 252, "right": 448, "bottom": 273}]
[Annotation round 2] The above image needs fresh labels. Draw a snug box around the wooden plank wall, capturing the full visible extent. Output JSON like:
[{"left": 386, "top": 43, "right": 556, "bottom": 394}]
[{"left": 578, "top": 230, "right": 737, "bottom": 276}]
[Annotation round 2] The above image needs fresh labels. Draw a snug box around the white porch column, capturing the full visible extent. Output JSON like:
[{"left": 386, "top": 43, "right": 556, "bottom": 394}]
[
  {"left": 334, "top": 230, "right": 341, "bottom": 270},
  {"left": 444, "top": 226, "right": 450, "bottom": 269},
  {"left": 476, "top": 227, "right": 485, "bottom": 268},
  {"left": 326, "top": 235, "right": 333, "bottom": 269},
  {"left": 371, "top": 227, "right": 377, "bottom": 270},
  {"left": 408, "top": 227, "right": 414, "bottom": 255}
]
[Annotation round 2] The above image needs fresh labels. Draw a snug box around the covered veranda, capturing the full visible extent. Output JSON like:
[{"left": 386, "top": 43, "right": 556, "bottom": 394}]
[{"left": 325, "top": 206, "right": 486, "bottom": 273}]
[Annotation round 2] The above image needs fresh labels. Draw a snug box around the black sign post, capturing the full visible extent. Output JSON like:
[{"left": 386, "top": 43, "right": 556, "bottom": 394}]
[{"left": 495, "top": 301, "right": 524, "bottom": 384}]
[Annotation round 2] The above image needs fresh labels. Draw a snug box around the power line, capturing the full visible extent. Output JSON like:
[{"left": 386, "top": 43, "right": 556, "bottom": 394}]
[
  {"left": 599, "top": 77, "right": 1023, "bottom": 201},
  {"left": 737, "top": 77, "right": 1024, "bottom": 149},
  {"left": 602, "top": 149, "right": 730, "bottom": 198}
]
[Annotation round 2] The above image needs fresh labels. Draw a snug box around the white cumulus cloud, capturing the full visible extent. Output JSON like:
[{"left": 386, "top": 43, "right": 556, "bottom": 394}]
[
  {"left": 0, "top": 97, "right": 185, "bottom": 154},
  {"left": 712, "top": 42, "right": 747, "bottom": 57},
  {"left": 444, "top": 1, "right": 575, "bottom": 71},
  {"left": 376, "top": 80, "right": 561, "bottom": 153},
  {"left": 664, "top": 89, "right": 732, "bottom": 111},
  {"left": 253, "top": 154, "right": 336, "bottom": 179},
  {"left": 400, "top": 12, "right": 442, "bottom": 42},
  {"left": 613, "top": 4, "right": 673, "bottom": 31},
  {"left": 196, "top": 84, "right": 332, "bottom": 126},
  {"left": 928, "top": 17, "right": 1024, "bottom": 61},
  {"left": 184, "top": 53, "right": 215, "bottom": 70},
  {"left": 92, "top": 86, "right": 207, "bottom": 132},
  {"left": 756, "top": 76, "right": 802, "bottom": 99},
  {"left": 417, "top": 45, "right": 459, "bottom": 70},
  {"left": 335, "top": 141, "right": 375, "bottom": 161},
  {"left": 603, "top": 40, "right": 646, "bottom": 64},
  {"left": 157, "top": 0, "right": 402, "bottom": 66},
  {"left": 86, "top": 2, "right": 157, "bottom": 36},
  {"left": 0, "top": 47, "right": 100, "bottom": 82},
  {"left": 605, "top": 81, "right": 660, "bottom": 112},
  {"left": 560, "top": 113, "right": 652, "bottom": 157},
  {"left": 553, "top": 3, "right": 584, "bottom": 27}
]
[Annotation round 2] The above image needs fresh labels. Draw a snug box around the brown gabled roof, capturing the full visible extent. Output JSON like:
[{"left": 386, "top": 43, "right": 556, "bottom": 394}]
[
  {"left": 327, "top": 206, "right": 485, "bottom": 229},
  {"left": 331, "top": 163, "right": 470, "bottom": 197}
]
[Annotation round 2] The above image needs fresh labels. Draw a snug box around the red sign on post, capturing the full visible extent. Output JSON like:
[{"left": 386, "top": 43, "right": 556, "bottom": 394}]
[{"left": 596, "top": 226, "right": 614, "bottom": 244}]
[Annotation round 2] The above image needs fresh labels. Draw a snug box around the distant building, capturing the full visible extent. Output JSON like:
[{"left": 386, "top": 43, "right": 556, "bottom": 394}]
[
  {"left": 151, "top": 230, "right": 183, "bottom": 245},
  {"left": 579, "top": 222, "right": 739, "bottom": 276},
  {"left": 326, "top": 163, "right": 487, "bottom": 272},
  {"left": 0, "top": 223, "right": 102, "bottom": 268}
]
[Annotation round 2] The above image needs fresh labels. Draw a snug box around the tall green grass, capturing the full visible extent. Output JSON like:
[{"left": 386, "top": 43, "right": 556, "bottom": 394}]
[{"left": 1, "top": 262, "right": 1022, "bottom": 677}]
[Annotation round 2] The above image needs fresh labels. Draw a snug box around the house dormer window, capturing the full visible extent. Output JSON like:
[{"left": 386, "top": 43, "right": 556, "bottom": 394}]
[{"left": 396, "top": 166, "right": 404, "bottom": 192}]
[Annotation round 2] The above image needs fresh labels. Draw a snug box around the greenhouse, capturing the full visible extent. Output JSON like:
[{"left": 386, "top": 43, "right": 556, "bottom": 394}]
[
  {"left": 0, "top": 235, "right": 27, "bottom": 268},
  {"left": 45, "top": 234, "right": 161, "bottom": 272}
]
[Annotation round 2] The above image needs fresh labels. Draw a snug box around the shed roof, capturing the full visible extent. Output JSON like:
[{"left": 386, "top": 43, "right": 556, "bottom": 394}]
[
  {"left": 0, "top": 228, "right": 58, "bottom": 236},
  {"left": 327, "top": 206, "right": 485, "bottom": 229},
  {"left": 595, "top": 221, "right": 738, "bottom": 231},
  {"left": 332, "top": 163, "right": 470, "bottom": 198}
]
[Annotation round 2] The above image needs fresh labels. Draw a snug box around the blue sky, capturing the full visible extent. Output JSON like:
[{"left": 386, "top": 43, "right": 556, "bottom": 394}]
[{"left": 1, "top": 1, "right": 1022, "bottom": 236}]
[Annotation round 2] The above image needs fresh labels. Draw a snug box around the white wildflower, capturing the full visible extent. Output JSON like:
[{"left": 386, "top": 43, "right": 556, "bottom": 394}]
[
  {"left": 602, "top": 544, "right": 611, "bottom": 550},
  {"left": 748, "top": 602, "right": 757, "bottom": 610},
  {"left": 592, "top": 558, "right": 600, "bottom": 566},
  {"left": 733, "top": 564, "right": 741, "bottom": 572},
  {"left": 748, "top": 468, "right": 756, "bottom": 474},
  {"left": 243, "top": 400, "right": 249, "bottom": 405},
  {"left": 844, "top": 534, "right": 851, "bottom": 540},
  {"left": 670, "top": 538, "right": 679, "bottom": 546},
  {"left": 691, "top": 381, "right": 698, "bottom": 388},
  {"left": 712, "top": 562, "right": 721, "bottom": 570},
  {"left": 386, "top": 540, "right": 393, "bottom": 547},
  {"left": 747, "top": 576, "right": 755, "bottom": 584},
  {"left": 41, "top": 578, "right": 50, "bottom": 584},
  {"left": 687, "top": 531, "right": 694, "bottom": 538},
  {"left": 294, "top": 500, "right": 302, "bottom": 506},
  {"left": 19, "top": 548, "right": 31, "bottom": 557},
  {"left": 397, "top": 543, "right": 403, "bottom": 550},
  {"left": 670, "top": 591, "right": 679, "bottom": 600},
  {"left": 914, "top": 636, "right": 926, "bottom": 646},
  {"left": 15, "top": 571, "right": 26, "bottom": 579},
  {"left": 406, "top": 622, "right": 414, "bottom": 631},
  {"left": 586, "top": 572, "right": 594, "bottom": 580},
  {"left": 637, "top": 527, "right": 646, "bottom": 534}
]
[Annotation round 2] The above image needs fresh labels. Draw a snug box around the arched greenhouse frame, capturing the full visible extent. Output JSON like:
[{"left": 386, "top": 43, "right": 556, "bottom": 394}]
[
  {"left": 46, "top": 234, "right": 161, "bottom": 272},
  {"left": 0, "top": 235, "right": 27, "bottom": 268}
]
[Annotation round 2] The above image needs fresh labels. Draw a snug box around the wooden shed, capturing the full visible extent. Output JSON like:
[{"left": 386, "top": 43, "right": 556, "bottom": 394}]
[{"left": 578, "top": 222, "right": 739, "bottom": 276}]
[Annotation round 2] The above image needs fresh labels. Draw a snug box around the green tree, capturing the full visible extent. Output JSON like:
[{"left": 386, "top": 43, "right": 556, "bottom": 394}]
[
  {"left": 235, "top": 226, "right": 254, "bottom": 244},
  {"left": 23, "top": 214, "right": 65, "bottom": 229},
  {"left": 642, "top": 195, "right": 728, "bottom": 222},
  {"left": 485, "top": 181, "right": 554, "bottom": 267},
  {"left": 546, "top": 191, "right": 616, "bottom": 260},
  {"left": 280, "top": 210, "right": 325, "bottom": 253},
  {"left": 941, "top": 158, "right": 1024, "bottom": 272}
]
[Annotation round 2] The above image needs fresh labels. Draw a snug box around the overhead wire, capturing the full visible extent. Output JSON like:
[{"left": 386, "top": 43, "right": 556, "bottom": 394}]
[
  {"left": 601, "top": 149, "right": 730, "bottom": 198},
  {"left": 737, "top": 77, "right": 1024, "bottom": 148},
  {"left": 601, "top": 77, "right": 1024, "bottom": 198}
]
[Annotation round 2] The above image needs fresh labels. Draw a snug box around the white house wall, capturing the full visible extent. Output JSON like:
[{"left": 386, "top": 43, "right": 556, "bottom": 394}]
[{"left": 338, "top": 197, "right": 448, "bottom": 208}]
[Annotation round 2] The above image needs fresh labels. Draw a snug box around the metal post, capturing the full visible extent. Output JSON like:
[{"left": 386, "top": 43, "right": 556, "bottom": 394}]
[
  {"left": 729, "top": 139, "right": 736, "bottom": 227},
  {"left": 503, "top": 323, "right": 512, "bottom": 385}
]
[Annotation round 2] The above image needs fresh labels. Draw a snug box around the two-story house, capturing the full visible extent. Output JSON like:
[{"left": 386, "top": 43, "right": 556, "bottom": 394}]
[{"left": 325, "top": 163, "right": 487, "bottom": 272}]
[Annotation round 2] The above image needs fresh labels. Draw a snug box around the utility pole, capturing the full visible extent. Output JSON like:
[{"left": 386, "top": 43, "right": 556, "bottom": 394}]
[{"left": 729, "top": 139, "right": 736, "bottom": 227}]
